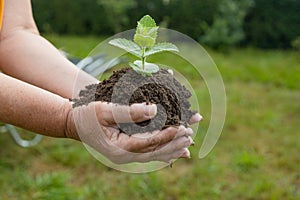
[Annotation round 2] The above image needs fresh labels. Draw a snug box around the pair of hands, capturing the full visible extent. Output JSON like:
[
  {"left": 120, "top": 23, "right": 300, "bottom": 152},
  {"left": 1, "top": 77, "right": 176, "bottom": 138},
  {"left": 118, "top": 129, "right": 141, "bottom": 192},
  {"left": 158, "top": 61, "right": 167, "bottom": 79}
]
[{"left": 67, "top": 101, "right": 202, "bottom": 164}]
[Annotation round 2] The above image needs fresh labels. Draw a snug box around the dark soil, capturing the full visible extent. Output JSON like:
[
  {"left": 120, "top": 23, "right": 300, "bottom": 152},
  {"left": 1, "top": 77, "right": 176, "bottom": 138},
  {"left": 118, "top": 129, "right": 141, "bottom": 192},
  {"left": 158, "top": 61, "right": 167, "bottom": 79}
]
[{"left": 73, "top": 67, "right": 196, "bottom": 135}]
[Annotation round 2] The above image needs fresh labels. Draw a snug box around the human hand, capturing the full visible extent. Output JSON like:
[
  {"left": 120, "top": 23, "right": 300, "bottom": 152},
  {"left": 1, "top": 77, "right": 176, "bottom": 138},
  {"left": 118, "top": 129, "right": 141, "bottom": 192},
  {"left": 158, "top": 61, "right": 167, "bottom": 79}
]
[{"left": 66, "top": 102, "right": 202, "bottom": 164}]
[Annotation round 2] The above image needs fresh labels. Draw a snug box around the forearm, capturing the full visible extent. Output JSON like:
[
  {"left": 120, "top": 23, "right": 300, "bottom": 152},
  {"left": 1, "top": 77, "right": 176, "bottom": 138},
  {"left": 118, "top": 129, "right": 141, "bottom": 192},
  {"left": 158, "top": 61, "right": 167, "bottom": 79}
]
[
  {"left": 0, "top": 72, "right": 74, "bottom": 139},
  {"left": 0, "top": 30, "right": 97, "bottom": 99},
  {"left": 0, "top": 0, "right": 97, "bottom": 99}
]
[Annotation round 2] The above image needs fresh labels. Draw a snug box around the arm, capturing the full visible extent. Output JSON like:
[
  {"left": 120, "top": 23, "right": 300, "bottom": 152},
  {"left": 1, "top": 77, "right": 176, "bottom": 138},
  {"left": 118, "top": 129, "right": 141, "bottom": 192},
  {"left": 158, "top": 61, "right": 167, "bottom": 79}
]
[
  {"left": 0, "top": 0, "right": 95, "bottom": 99},
  {"left": 0, "top": 0, "right": 197, "bottom": 163},
  {"left": 0, "top": 72, "right": 71, "bottom": 138},
  {"left": 0, "top": 72, "right": 193, "bottom": 163},
  {"left": 0, "top": 71, "right": 193, "bottom": 163}
]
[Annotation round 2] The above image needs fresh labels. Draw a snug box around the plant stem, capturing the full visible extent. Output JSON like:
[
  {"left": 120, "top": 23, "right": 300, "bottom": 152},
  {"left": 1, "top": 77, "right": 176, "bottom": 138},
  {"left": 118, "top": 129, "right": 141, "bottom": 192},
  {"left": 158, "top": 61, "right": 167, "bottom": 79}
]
[{"left": 142, "top": 47, "right": 146, "bottom": 70}]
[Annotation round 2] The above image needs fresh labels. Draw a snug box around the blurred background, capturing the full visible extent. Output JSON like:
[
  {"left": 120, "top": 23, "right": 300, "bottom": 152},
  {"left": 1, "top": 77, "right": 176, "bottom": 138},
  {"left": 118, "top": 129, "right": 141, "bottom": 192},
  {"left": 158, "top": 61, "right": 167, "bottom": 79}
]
[
  {"left": 0, "top": 0, "right": 299, "bottom": 199},
  {"left": 31, "top": 0, "right": 300, "bottom": 50}
]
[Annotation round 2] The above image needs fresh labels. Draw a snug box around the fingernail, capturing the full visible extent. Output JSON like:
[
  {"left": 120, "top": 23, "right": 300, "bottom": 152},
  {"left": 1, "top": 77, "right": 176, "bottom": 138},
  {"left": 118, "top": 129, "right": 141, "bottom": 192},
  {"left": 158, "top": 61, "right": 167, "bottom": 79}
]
[
  {"left": 195, "top": 113, "right": 203, "bottom": 122},
  {"left": 144, "top": 104, "right": 157, "bottom": 118},
  {"left": 185, "top": 150, "right": 191, "bottom": 158},
  {"left": 181, "top": 149, "right": 190, "bottom": 158},
  {"left": 180, "top": 153, "right": 187, "bottom": 158}
]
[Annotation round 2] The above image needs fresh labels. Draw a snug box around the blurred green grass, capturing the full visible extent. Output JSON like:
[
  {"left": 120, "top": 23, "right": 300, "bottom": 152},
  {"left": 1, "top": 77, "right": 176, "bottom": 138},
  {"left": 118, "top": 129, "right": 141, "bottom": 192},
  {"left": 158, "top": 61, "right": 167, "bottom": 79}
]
[{"left": 0, "top": 35, "right": 299, "bottom": 199}]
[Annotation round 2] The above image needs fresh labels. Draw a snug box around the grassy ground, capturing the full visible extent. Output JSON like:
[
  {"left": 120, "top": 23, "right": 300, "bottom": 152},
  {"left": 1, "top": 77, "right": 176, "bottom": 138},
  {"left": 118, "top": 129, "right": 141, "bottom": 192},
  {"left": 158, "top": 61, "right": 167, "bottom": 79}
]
[{"left": 0, "top": 35, "right": 299, "bottom": 199}]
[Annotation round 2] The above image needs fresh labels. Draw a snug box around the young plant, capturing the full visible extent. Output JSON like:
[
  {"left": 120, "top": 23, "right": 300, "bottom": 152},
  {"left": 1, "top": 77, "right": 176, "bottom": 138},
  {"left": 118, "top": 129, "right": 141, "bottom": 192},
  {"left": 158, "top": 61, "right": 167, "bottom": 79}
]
[{"left": 109, "top": 15, "right": 179, "bottom": 76}]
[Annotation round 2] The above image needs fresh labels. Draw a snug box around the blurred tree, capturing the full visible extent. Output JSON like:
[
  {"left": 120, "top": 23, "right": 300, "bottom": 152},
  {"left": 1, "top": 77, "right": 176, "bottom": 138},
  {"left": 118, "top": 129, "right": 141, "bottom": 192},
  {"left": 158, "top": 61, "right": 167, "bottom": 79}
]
[
  {"left": 31, "top": 0, "right": 300, "bottom": 49},
  {"left": 292, "top": 37, "right": 300, "bottom": 51},
  {"left": 126, "top": 0, "right": 167, "bottom": 29},
  {"left": 32, "top": 0, "right": 114, "bottom": 35},
  {"left": 200, "top": 0, "right": 253, "bottom": 49},
  {"left": 97, "top": 0, "right": 136, "bottom": 33},
  {"left": 167, "top": 0, "right": 219, "bottom": 40},
  {"left": 31, "top": 0, "right": 54, "bottom": 33},
  {"left": 244, "top": 0, "right": 300, "bottom": 48}
]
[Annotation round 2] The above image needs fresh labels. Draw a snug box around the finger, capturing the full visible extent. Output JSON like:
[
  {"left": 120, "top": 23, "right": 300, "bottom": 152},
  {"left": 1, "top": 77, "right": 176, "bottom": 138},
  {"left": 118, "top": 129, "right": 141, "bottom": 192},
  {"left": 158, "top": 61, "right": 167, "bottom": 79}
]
[
  {"left": 179, "top": 148, "right": 191, "bottom": 158},
  {"left": 160, "top": 136, "right": 193, "bottom": 152},
  {"left": 148, "top": 136, "right": 193, "bottom": 159},
  {"left": 97, "top": 102, "right": 157, "bottom": 125},
  {"left": 154, "top": 137, "right": 193, "bottom": 162},
  {"left": 127, "top": 127, "right": 178, "bottom": 153},
  {"left": 189, "top": 113, "right": 203, "bottom": 125},
  {"left": 156, "top": 135, "right": 194, "bottom": 152},
  {"left": 135, "top": 136, "right": 193, "bottom": 163},
  {"left": 174, "top": 126, "right": 193, "bottom": 139},
  {"left": 157, "top": 148, "right": 188, "bottom": 163}
]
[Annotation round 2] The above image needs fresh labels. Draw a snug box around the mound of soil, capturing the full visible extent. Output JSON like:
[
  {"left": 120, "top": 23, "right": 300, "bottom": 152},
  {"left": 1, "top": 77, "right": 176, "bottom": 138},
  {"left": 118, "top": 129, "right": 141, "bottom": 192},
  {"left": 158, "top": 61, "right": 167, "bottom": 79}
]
[{"left": 73, "top": 67, "right": 196, "bottom": 135}]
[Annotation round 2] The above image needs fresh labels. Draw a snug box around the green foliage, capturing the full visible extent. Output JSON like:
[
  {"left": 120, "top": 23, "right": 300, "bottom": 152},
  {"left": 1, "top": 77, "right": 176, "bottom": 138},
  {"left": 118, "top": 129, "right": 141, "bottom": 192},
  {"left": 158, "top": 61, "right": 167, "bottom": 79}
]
[
  {"left": 144, "top": 43, "right": 178, "bottom": 57},
  {"left": 200, "top": 0, "right": 254, "bottom": 49},
  {"left": 32, "top": 0, "right": 114, "bottom": 35},
  {"left": 292, "top": 37, "right": 300, "bottom": 51},
  {"left": 98, "top": 0, "right": 136, "bottom": 33},
  {"left": 108, "top": 38, "right": 142, "bottom": 57},
  {"left": 32, "top": 0, "right": 300, "bottom": 49},
  {"left": 167, "top": 0, "right": 219, "bottom": 40},
  {"left": 244, "top": 0, "right": 300, "bottom": 48},
  {"left": 134, "top": 15, "right": 158, "bottom": 48},
  {"left": 109, "top": 15, "right": 179, "bottom": 76},
  {"left": 129, "top": 61, "right": 159, "bottom": 76}
]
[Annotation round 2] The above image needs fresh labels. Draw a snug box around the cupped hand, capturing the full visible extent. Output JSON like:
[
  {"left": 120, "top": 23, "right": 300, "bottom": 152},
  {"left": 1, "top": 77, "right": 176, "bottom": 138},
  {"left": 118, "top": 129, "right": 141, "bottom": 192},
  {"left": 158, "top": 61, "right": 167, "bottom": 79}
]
[{"left": 66, "top": 102, "right": 202, "bottom": 164}]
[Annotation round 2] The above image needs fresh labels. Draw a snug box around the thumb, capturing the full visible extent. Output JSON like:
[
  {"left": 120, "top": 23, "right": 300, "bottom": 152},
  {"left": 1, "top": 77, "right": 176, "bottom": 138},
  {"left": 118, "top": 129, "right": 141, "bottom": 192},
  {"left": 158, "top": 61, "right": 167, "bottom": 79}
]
[{"left": 96, "top": 102, "right": 157, "bottom": 125}]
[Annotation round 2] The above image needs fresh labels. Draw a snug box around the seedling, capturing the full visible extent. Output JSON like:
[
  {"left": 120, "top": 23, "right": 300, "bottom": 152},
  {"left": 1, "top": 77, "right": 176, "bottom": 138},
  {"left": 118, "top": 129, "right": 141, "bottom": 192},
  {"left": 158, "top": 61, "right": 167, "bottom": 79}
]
[{"left": 109, "top": 15, "right": 179, "bottom": 76}]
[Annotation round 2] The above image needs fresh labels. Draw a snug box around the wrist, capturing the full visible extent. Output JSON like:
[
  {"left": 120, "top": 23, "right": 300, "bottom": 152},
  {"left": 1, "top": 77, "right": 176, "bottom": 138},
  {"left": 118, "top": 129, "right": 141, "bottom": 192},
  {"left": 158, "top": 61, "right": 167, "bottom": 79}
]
[{"left": 63, "top": 100, "right": 80, "bottom": 141}]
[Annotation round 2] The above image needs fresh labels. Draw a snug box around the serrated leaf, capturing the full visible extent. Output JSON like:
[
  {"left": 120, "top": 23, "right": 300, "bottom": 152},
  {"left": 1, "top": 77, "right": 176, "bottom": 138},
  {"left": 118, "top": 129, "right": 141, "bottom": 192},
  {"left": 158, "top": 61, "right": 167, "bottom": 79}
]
[
  {"left": 134, "top": 29, "right": 158, "bottom": 48},
  {"left": 138, "top": 15, "right": 156, "bottom": 28},
  {"left": 134, "top": 60, "right": 159, "bottom": 74},
  {"left": 144, "top": 43, "right": 179, "bottom": 57},
  {"left": 109, "top": 38, "right": 142, "bottom": 57},
  {"left": 134, "top": 15, "right": 158, "bottom": 48}
]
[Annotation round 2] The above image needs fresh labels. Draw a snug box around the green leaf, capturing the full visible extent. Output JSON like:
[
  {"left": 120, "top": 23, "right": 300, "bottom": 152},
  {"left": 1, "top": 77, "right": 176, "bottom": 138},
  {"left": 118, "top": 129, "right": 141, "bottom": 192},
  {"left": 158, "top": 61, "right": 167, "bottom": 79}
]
[
  {"left": 134, "top": 29, "right": 158, "bottom": 48},
  {"left": 137, "top": 15, "right": 156, "bottom": 28},
  {"left": 109, "top": 38, "right": 142, "bottom": 57},
  {"left": 129, "top": 62, "right": 152, "bottom": 76},
  {"left": 134, "top": 60, "right": 159, "bottom": 74},
  {"left": 129, "top": 61, "right": 159, "bottom": 76},
  {"left": 129, "top": 62, "right": 142, "bottom": 72},
  {"left": 134, "top": 15, "right": 158, "bottom": 48},
  {"left": 144, "top": 43, "right": 179, "bottom": 57}
]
